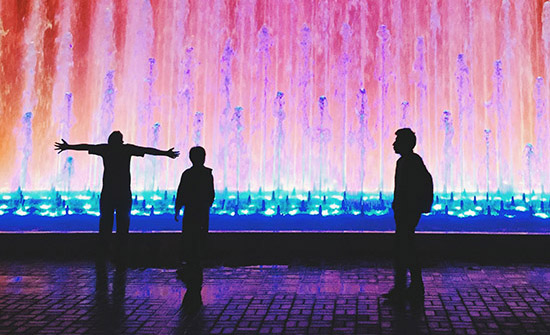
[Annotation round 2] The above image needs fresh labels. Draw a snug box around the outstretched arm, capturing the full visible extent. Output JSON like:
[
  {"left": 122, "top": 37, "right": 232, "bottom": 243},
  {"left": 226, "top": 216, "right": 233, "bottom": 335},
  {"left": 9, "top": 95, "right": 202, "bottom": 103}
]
[
  {"left": 54, "top": 139, "right": 95, "bottom": 153},
  {"left": 142, "top": 147, "right": 180, "bottom": 159}
]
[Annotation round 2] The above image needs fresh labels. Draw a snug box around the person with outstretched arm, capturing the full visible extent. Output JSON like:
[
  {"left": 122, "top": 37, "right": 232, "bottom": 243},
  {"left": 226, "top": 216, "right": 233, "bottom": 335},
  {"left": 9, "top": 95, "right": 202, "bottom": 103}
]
[{"left": 55, "top": 131, "right": 179, "bottom": 252}]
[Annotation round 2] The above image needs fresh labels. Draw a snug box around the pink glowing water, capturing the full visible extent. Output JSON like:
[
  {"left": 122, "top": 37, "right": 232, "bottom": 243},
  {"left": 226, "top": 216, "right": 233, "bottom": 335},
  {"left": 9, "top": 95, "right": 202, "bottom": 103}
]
[{"left": 0, "top": 0, "right": 548, "bottom": 195}]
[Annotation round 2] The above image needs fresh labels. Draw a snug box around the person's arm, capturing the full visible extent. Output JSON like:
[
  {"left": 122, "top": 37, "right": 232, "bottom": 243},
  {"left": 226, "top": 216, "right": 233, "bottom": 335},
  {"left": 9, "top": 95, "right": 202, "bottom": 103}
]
[
  {"left": 208, "top": 173, "right": 215, "bottom": 207},
  {"left": 54, "top": 139, "right": 96, "bottom": 153},
  {"left": 174, "top": 173, "right": 186, "bottom": 222},
  {"left": 140, "top": 146, "right": 180, "bottom": 158},
  {"left": 392, "top": 159, "right": 404, "bottom": 211}
]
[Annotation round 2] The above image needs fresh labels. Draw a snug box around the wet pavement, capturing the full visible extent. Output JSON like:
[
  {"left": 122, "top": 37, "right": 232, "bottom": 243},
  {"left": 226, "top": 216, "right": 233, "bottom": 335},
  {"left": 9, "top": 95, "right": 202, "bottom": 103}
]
[{"left": 0, "top": 260, "right": 549, "bottom": 334}]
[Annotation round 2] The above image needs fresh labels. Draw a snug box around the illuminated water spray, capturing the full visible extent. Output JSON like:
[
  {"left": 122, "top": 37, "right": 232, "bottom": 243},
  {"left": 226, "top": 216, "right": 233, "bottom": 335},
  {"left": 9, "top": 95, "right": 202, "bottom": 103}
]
[
  {"left": 488, "top": 60, "right": 506, "bottom": 193},
  {"left": 298, "top": 24, "right": 312, "bottom": 191},
  {"left": 523, "top": 144, "right": 534, "bottom": 195},
  {"left": 149, "top": 122, "right": 161, "bottom": 191},
  {"left": 16, "top": 0, "right": 43, "bottom": 191},
  {"left": 429, "top": 0, "right": 441, "bottom": 163},
  {"left": 144, "top": 58, "right": 158, "bottom": 191},
  {"left": 273, "top": 92, "right": 285, "bottom": 193},
  {"left": 442, "top": 111, "right": 454, "bottom": 194},
  {"left": 484, "top": 129, "right": 492, "bottom": 196},
  {"left": 337, "top": 23, "right": 352, "bottom": 191},
  {"left": 90, "top": 70, "right": 115, "bottom": 191},
  {"left": 2, "top": 0, "right": 550, "bottom": 221},
  {"left": 543, "top": 2, "right": 550, "bottom": 101},
  {"left": 61, "top": 156, "right": 74, "bottom": 193},
  {"left": 59, "top": 93, "right": 74, "bottom": 190},
  {"left": 534, "top": 77, "right": 547, "bottom": 193},
  {"left": 176, "top": 47, "right": 195, "bottom": 164},
  {"left": 219, "top": 39, "right": 234, "bottom": 192},
  {"left": 231, "top": 106, "right": 244, "bottom": 192},
  {"left": 315, "top": 96, "right": 331, "bottom": 194},
  {"left": 193, "top": 112, "right": 204, "bottom": 146},
  {"left": 499, "top": 0, "right": 515, "bottom": 194},
  {"left": 399, "top": 101, "right": 410, "bottom": 128},
  {"left": 355, "top": 88, "right": 373, "bottom": 198},
  {"left": 455, "top": 54, "right": 474, "bottom": 193},
  {"left": 51, "top": 1, "right": 74, "bottom": 180},
  {"left": 413, "top": 37, "right": 427, "bottom": 157},
  {"left": 257, "top": 25, "right": 273, "bottom": 191},
  {"left": 19, "top": 113, "right": 33, "bottom": 190},
  {"left": 376, "top": 25, "right": 391, "bottom": 193},
  {"left": 99, "top": 71, "right": 115, "bottom": 139}
]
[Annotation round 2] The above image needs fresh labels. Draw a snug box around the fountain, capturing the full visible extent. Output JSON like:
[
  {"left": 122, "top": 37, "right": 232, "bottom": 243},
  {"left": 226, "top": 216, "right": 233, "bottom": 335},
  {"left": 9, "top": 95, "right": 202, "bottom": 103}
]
[{"left": 0, "top": 0, "right": 549, "bottom": 232}]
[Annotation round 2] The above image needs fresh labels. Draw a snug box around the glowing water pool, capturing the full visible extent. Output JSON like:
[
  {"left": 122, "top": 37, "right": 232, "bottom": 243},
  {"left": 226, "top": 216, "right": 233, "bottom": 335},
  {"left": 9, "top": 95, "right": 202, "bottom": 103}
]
[{"left": 1, "top": 190, "right": 548, "bottom": 233}]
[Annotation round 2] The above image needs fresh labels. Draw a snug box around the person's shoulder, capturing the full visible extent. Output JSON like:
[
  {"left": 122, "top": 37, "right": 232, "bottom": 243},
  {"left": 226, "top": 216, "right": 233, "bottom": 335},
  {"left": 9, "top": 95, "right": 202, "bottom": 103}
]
[
  {"left": 124, "top": 143, "right": 141, "bottom": 150},
  {"left": 124, "top": 143, "right": 146, "bottom": 156},
  {"left": 89, "top": 143, "right": 108, "bottom": 154},
  {"left": 398, "top": 153, "right": 424, "bottom": 168},
  {"left": 179, "top": 168, "right": 192, "bottom": 182},
  {"left": 402, "top": 153, "right": 423, "bottom": 161},
  {"left": 196, "top": 166, "right": 213, "bottom": 176},
  {"left": 412, "top": 153, "right": 424, "bottom": 162}
]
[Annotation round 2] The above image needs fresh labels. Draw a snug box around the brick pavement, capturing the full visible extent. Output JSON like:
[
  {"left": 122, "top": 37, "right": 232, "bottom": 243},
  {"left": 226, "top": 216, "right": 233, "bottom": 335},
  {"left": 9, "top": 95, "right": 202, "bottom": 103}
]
[{"left": 0, "top": 260, "right": 549, "bottom": 334}]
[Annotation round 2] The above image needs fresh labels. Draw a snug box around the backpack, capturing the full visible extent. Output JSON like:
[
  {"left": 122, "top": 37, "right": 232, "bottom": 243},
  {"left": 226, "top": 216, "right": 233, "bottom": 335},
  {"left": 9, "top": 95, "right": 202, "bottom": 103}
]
[{"left": 420, "top": 166, "right": 434, "bottom": 213}]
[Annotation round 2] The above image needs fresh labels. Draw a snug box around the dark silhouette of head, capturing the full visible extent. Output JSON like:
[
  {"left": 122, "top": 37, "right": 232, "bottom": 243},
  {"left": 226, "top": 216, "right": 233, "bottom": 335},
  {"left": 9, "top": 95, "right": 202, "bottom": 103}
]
[
  {"left": 108, "top": 131, "right": 124, "bottom": 145},
  {"left": 393, "top": 128, "right": 416, "bottom": 155},
  {"left": 189, "top": 146, "right": 206, "bottom": 166}
]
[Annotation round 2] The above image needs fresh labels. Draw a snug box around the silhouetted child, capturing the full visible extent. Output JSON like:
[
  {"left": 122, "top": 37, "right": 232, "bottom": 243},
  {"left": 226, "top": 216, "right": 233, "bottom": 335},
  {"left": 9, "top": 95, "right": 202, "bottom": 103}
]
[
  {"left": 55, "top": 131, "right": 179, "bottom": 253},
  {"left": 383, "top": 128, "right": 431, "bottom": 304},
  {"left": 175, "top": 146, "right": 215, "bottom": 266}
]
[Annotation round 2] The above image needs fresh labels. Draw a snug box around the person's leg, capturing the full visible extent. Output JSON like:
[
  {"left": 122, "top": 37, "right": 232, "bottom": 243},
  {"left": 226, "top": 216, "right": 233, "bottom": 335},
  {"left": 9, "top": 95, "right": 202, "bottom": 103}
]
[
  {"left": 384, "top": 212, "right": 408, "bottom": 302},
  {"left": 181, "top": 226, "right": 191, "bottom": 265},
  {"left": 182, "top": 209, "right": 201, "bottom": 265},
  {"left": 188, "top": 223, "right": 200, "bottom": 266},
  {"left": 407, "top": 214, "right": 423, "bottom": 292},
  {"left": 115, "top": 196, "right": 131, "bottom": 236},
  {"left": 394, "top": 221, "right": 408, "bottom": 291},
  {"left": 199, "top": 211, "right": 210, "bottom": 262},
  {"left": 98, "top": 195, "right": 115, "bottom": 252},
  {"left": 114, "top": 196, "right": 131, "bottom": 262}
]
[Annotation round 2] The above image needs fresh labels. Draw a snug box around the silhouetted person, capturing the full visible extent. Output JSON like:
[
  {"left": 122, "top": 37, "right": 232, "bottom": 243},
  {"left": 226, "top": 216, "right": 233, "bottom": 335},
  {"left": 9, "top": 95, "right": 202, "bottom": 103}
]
[
  {"left": 55, "top": 131, "right": 179, "bottom": 252},
  {"left": 384, "top": 128, "right": 431, "bottom": 303},
  {"left": 175, "top": 146, "right": 215, "bottom": 266}
]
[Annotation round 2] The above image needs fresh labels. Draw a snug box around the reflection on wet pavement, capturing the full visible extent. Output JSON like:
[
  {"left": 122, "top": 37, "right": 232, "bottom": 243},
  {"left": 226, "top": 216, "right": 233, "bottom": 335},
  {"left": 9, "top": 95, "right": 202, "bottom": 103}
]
[{"left": 0, "top": 261, "right": 549, "bottom": 334}]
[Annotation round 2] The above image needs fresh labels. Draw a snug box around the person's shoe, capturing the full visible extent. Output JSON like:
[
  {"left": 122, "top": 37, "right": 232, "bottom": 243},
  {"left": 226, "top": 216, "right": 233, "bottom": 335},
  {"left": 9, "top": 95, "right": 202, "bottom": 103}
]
[{"left": 382, "top": 287, "right": 406, "bottom": 304}]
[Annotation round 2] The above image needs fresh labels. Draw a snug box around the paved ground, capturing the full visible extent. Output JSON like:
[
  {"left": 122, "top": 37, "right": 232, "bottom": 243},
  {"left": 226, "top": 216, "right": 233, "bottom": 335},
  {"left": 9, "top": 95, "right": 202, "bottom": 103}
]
[{"left": 0, "top": 260, "right": 549, "bottom": 334}]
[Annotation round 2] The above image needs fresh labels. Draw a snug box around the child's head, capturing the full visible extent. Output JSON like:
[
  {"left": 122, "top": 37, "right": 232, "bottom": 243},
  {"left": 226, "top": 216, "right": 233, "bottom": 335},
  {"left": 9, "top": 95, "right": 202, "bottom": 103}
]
[{"left": 189, "top": 146, "right": 206, "bottom": 166}]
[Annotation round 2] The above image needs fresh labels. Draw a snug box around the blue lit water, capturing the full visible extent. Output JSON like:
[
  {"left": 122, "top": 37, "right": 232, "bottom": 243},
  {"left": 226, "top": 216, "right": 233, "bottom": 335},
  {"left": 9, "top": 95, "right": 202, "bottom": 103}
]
[{"left": 0, "top": 191, "right": 548, "bottom": 233}]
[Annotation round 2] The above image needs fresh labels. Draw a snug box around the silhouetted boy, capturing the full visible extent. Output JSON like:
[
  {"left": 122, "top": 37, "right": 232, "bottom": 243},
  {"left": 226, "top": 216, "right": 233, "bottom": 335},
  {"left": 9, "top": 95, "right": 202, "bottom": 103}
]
[
  {"left": 384, "top": 128, "right": 429, "bottom": 303},
  {"left": 175, "top": 146, "right": 215, "bottom": 265},
  {"left": 55, "top": 131, "right": 179, "bottom": 249}
]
